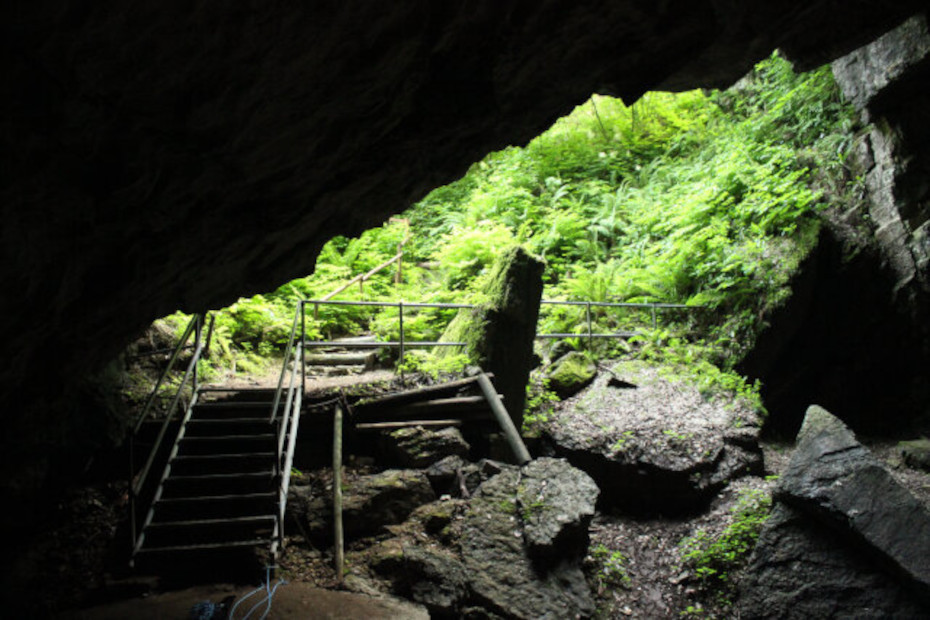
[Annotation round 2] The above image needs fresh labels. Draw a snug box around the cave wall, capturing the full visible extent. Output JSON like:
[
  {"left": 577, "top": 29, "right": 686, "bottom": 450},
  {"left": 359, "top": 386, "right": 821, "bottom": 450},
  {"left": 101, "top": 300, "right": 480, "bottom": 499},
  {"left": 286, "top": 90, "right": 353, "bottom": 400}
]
[
  {"left": 2, "top": 2, "right": 928, "bottom": 518},
  {"left": 740, "top": 14, "right": 930, "bottom": 438}
]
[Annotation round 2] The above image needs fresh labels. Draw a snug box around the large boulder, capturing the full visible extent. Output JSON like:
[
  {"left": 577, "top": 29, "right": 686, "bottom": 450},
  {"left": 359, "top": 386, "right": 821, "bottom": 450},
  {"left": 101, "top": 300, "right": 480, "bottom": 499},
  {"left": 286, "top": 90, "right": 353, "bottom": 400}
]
[
  {"left": 383, "top": 425, "right": 471, "bottom": 468},
  {"left": 289, "top": 469, "right": 436, "bottom": 541},
  {"left": 437, "top": 246, "right": 545, "bottom": 429},
  {"left": 739, "top": 503, "right": 928, "bottom": 618},
  {"left": 517, "top": 457, "right": 599, "bottom": 560},
  {"left": 459, "top": 461, "right": 597, "bottom": 619},
  {"left": 545, "top": 362, "right": 763, "bottom": 514},
  {"left": 739, "top": 405, "right": 930, "bottom": 616},
  {"left": 372, "top": 458, "right": 598, "bottom": 619}
]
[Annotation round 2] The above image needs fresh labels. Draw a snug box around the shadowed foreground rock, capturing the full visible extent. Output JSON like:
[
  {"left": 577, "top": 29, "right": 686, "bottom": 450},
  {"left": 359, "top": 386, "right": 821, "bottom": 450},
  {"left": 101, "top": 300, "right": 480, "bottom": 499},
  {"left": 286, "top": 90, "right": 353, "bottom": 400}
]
[
  {"left": 739, "top": 405, "right": 930, "bottom": 617},
  {"left": 372, "top": 457, "right": 599, "bottom": 619}
]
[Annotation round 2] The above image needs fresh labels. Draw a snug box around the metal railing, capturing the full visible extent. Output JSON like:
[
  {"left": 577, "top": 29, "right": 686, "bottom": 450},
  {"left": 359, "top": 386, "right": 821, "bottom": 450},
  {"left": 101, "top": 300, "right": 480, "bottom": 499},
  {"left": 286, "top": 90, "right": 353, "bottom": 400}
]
[
  {"left": 269, "top": 301, "right": 306, "bottom": 553},
  {"left": 303, "top": 297, "right": 700, "bottom": 355},
  {"left": 128, "top": 312, "right": 214, "bottom": 559}
]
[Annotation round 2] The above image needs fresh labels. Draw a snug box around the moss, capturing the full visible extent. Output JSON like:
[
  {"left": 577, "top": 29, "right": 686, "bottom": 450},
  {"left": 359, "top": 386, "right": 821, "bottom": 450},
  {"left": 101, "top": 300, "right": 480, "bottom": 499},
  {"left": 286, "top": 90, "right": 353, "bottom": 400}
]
[{"left": 547, "top": 351, "right": 597, "bottom": 398}]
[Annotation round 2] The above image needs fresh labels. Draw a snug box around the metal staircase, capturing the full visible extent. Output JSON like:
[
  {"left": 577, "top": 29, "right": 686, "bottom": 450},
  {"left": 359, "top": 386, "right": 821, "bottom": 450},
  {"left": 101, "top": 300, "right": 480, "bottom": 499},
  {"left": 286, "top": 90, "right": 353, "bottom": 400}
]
[{"left": 128, "top": 310, "right": 304, "bottom": 573}]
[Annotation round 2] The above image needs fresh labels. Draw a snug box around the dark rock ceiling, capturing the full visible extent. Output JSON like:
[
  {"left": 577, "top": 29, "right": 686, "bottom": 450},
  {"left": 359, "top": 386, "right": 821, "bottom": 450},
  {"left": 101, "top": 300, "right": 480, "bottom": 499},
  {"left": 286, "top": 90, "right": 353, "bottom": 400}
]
[{"left": 1, "top": 2, "right": 924, "bottom": 457}]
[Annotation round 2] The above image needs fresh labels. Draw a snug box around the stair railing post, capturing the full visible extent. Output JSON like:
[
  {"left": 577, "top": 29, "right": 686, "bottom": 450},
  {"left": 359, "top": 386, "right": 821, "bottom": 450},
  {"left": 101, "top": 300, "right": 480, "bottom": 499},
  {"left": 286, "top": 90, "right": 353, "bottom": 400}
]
[
  {"left": 651, "top": 305, "right": 657, "bottom": 330},
  {"left": 333, "top": 404, "right": 345, "bottom": 585},
  {"left": 301, "top": 301, "right": 306, "bottom": 397},
  {"left": 586, "top": 302, "right": 593, "bottom": 350},
  {"left": 398, "top": 300, "right": 405, "bottom": 384},
  {"left": 192, "top": 314, "right": 202, "bottom": 395}
]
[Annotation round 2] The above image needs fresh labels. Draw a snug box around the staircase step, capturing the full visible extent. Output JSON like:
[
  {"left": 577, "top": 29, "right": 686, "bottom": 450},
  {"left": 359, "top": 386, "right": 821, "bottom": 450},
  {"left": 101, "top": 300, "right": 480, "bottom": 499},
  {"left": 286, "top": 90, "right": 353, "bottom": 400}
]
[
  {"left": 154, "top": 492, "right": 277, "bottom": 520},
  {"left": 162, "top": 471, "right": 276, "bottom": 497},
  {"left": 177, "top": 435, "right": 277, "bottom": 455},
  {"left": 143, "top": 515, "right": 276, "bottom": 547},
  {"left": 148, "top": 515, "right": 276, "bottom": 530},
  {"left": 171, "top": 452, "right": 276, "bottom": 476},
  {"left": 184, "top": 419, "right": 273, "bottom": 437},
  {"left": 136, "top": 538, "right": 271, "bottom": 555}
]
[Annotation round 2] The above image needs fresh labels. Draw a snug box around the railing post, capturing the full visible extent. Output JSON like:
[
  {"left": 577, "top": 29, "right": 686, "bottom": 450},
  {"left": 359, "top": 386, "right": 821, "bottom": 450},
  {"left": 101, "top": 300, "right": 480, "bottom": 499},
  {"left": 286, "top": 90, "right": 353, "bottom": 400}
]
[
  {"left": 301, "top": 301, "right": 306, "bottom": 397},
  {"left": 586, "top": 302, "right": 593, "bottom": 350},
  {"left": 193, "top": 314, "right": 202, "bottom": 395},
  {"left": 398, "top": 301, "right": 405, "bottom": 384},
  {"left": 651, "top": 305, "right": 657, "bottom": 330}
]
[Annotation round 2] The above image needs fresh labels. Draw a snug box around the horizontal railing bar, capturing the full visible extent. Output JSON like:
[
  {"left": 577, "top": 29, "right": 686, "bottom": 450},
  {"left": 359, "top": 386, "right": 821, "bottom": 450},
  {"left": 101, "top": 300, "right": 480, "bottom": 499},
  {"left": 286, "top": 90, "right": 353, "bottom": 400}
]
[
  {"left": 302, "top": 340, "right": 466, "bottom": 348},
  {"left": 307, "top": 298, "right": 701, "bottom": 310},
  {"left": 535, "top": 332, "right": 639, "bottom": 339},
  {"left": 540, "top": 300, "right": 698, "bottom": 309},
  {"left": 307, "top": 299, "right": 475, "bottom": 309}
]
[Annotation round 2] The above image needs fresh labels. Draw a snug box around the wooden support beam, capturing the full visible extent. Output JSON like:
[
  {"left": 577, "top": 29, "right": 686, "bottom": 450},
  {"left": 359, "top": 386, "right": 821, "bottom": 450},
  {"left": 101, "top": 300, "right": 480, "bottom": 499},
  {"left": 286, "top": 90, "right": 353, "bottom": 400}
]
[
  {"left": 305, "top": 351, "right": 377, "bottom": 367},
  {"left": 355, "top": 419, "right": 463, "bottom": 432},
  {"left": 476, "top": 372, "right": 531, "bottom": 465},
  {"left": 354, "top": 374, "right": 493, "bottom": 410}
]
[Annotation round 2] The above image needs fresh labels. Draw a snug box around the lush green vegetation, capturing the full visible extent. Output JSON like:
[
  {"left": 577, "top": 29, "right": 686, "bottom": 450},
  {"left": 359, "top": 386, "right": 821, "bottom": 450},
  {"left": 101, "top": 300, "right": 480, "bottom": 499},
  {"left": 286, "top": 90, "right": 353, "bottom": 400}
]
[
  {"left": 151, "top": 53, "right": 856, "bottom": 394},
  {"left": 678, "top": 486, "right": 774, "bottom": 609}
]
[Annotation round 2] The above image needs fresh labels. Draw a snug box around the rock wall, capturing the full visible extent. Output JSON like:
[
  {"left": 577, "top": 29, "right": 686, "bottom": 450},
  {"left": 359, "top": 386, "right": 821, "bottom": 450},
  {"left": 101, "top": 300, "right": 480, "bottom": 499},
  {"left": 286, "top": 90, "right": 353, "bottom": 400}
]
[
  {"left": 2, "top": 0, "right": 928, "bottom": 538},
  {"left": 740, "top": 13, "right": 930, "bottom": 438},
  {"left": 832, "top": 14, "right": 930, "bottom": 296}
]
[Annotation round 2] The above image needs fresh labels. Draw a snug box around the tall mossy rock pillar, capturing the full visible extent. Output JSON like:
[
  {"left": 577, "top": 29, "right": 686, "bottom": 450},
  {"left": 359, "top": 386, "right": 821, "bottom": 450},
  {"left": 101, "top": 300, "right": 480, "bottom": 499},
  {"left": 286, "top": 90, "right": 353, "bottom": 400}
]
[{"left": 438, "top": 246, "right": 545, "bottom": 430}]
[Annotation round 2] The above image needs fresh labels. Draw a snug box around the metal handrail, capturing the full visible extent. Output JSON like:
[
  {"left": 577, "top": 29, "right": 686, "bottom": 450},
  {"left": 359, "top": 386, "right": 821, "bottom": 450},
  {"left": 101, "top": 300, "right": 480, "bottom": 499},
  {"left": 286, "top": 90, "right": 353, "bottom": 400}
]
[
  {"left": 128, "top": 313, "right": 208, "bottom": 557},
  {"left": 302, "top": 297, "right": 703, "bottom": 353},
  {"left": 269, "top": 301, "right": 306, "bottom": 552}
]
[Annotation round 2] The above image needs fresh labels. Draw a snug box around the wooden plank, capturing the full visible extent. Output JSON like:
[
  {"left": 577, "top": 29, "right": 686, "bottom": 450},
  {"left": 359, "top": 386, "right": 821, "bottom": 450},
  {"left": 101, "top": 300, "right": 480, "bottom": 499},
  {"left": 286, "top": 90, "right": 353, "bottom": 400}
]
[
  {"left": 476, "top": 373, "right": 531, "bottom": 465},
  {"left": 305, "top": 351, "right": 377, "bottom": 367},
  {"left": 354, "top": 374, "right": 494, "bottom": 410},
  {"left": 355, "top": 419, "right": 463, "bottom": 432}
]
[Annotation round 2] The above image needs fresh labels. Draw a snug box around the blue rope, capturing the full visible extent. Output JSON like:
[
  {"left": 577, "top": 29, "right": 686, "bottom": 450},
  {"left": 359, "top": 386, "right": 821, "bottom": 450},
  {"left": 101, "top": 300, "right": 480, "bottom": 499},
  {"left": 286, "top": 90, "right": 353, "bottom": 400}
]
[{"left": 228, "top": 565, "right": 288, "bottom": 620}]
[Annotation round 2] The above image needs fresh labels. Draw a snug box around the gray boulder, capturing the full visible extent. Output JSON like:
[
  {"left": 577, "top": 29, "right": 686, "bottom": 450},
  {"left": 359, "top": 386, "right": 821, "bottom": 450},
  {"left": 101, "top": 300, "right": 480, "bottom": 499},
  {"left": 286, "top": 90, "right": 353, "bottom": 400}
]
[
  {"left": 517, "top": 457, "right": 599, "bottom": 559},
  {"left": 546, "top": 363, "right": 763, "bottom": 514},
  {"left": 425, "top": 456, "right": 506, "bottom": 498},
  {"left": 289, "top": 469, "right": 435, "bottom": 540},
  {"left": 739, "top": 503, "right": 928, "bottom": 618},
  {"left": 777, "top": 405, "right": 930, "bottom": 595},
  {"left": 460, "top": 463, "right": 596, "bottom": 619},
  {"left": 739, "top": 405, "right": 930, "bottom": 616},
  {"left": 385, "top": 425, "right": 470, "bottom": 468}
]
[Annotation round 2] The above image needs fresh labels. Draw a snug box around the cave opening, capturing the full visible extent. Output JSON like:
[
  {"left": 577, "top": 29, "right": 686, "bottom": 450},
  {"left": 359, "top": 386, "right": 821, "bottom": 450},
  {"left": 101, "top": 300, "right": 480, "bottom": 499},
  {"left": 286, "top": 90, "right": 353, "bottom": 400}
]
[{"left": 3, "top": 4, "right": 929, "bottom": 618}]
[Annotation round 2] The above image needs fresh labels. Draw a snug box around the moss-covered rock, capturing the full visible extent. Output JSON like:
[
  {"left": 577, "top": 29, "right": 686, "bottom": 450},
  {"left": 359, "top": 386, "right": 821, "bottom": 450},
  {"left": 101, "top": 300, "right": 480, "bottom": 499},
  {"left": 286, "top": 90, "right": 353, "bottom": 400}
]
[
  {"left": 547, "top": 351, "right": 597, "bottom": 399},
  {"left": 898, "top": 438, "right": 930, "bottom": 472},
  {"left": 436, "top": 246, "right": 544, "bottom": 430}
]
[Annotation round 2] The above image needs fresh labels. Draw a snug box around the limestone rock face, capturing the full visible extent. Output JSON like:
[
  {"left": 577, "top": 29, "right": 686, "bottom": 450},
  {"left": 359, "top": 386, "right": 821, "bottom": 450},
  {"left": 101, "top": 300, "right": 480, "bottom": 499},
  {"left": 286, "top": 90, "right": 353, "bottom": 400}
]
[
  {"left": 739, "top": 503, "right": 928, "bottom": 618},
  {"left": 739, "top": 405, "right": 930, "bottom": 616},
  {"left": 370, "top": 458, "right": 600, "bottom": 619}
]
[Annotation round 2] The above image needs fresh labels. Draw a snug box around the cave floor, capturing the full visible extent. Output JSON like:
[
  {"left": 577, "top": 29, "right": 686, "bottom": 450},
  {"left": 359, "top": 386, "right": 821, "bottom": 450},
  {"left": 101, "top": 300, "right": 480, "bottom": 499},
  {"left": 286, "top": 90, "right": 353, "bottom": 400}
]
[{"left": 29, "top": 367, "right": 930, "bottom": 618}]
